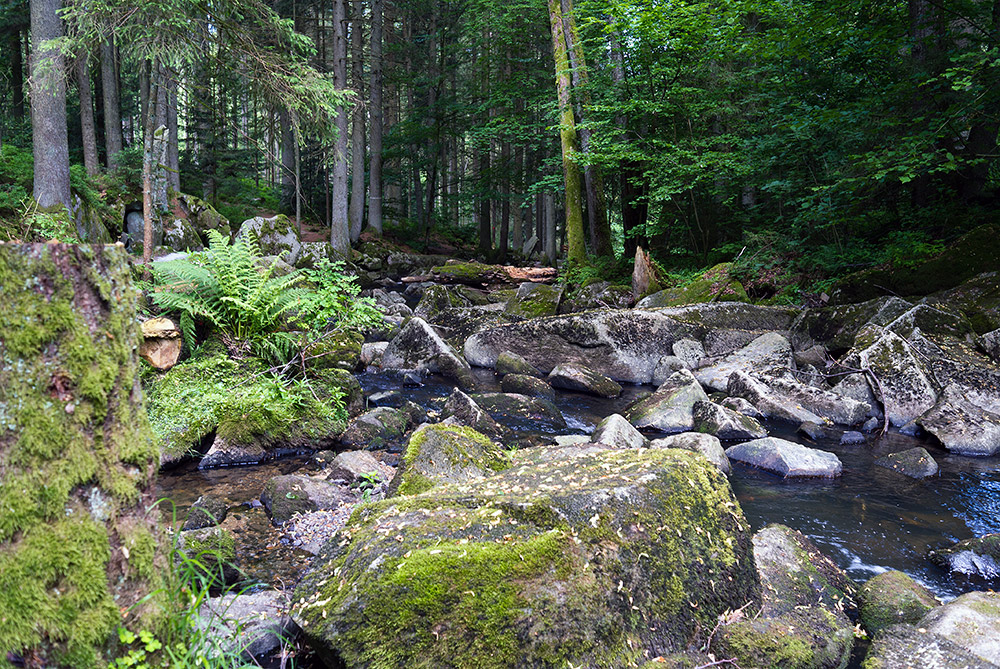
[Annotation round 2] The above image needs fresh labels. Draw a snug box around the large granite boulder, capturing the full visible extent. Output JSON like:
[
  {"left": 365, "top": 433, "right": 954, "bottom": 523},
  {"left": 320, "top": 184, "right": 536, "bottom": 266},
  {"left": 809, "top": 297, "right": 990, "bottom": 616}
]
[
  {"left": 495, "top": 350, "right": 543, "bottom": 377},
  {"left": 292, "top": 447, "right": 761, "bottom": 668},
  {"left": 390, "top": 423, "right": 509, "bottom": 496},
  {"left": 162, "top": 216, "right": 204, "bottom": 252},
  {"left": 726, "top": 437, "right": 843, "bottom": 478},
  {"left": 625, "top": 369, "right": 709, "bottom": 433},
  {"left": 590, "top": 413, "right": 647, "bottom": 450},
  {"left": 795, "top": 296, "right": 914, "bottom": 353},
  {"left": 918, "top": 385, "right": 1000, "bottom": 456},
  {"left": 694, "top": 332, "right": 794, "bottom": 392},
  {"left": 382, "top": 317, "right": 475, "bottom": 389},
  {"left": 746, "top": 374, "right": 872, "bottom": 426},
  {"left": 464, "top": 304, "right": 797, "bottom": 384},
  {"left": 441, "top": 388, "right": 509, "bottom": 441},
  {"left": 713, "top": 524, "right": 857, "bottom": 669},
  {"left": 339, "top": 407, "right": 410, "bottom": 451},
  {"left": 504, "top": 281, "right": 563, "bottom": 320},
  {"left": 727, "top": 371, "right": 830, "bottom": 425},
  {"left": 853, "top": 327, "right": 938, "bottom": 427},
  {"left": 920, "top": 591, "right": 1000, "bottom": 664}
]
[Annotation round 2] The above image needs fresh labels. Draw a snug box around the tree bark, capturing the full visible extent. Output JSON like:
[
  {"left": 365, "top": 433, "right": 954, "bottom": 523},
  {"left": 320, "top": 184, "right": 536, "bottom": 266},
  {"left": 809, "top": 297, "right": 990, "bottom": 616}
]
[
  {"left": 100, "top": 37, "right": 123, "bottom": 168},
  {"left": 77, "top": 56, "right": 100, "bottom": 177},
  {"left": 10, "top": 28, "right": 25, "bottom": 121},
  {"left": 348, "top": 0, "right": 366, "bottom": 242},
  {"left": 30, "top": 0, "right": 71, "bottom": 212},
  {"left": 330, "top": 0, "right": 351, "bottom": 253},
  {"left": 280, "top": 109, "right": 296, "bottom": 211},
  {"left": 548, "top": 0, "right": 585, "bottom": 265},
  {"left": 165, "top": 67, "right": 180, "bottom": 200},
  {"left": 367, "top": 0, "right": 383, "bottom": 235},
  {"left": 0, "top": 243, "right": 162, "bottom": 667}
]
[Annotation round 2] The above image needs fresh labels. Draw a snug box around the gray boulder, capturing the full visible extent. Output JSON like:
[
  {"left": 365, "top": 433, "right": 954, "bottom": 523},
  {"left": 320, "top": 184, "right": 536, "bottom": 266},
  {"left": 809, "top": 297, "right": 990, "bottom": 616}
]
[
  {"left": 196, "top": 590, "right": 298, "bottom": 662},
  {"left": 920, "top": 591, "right": 1000, "bottom": 664},
  {"left": 918, "top": 385, "right": 1000, "bottom": 456},
  {"left": 694, "top": 332, "right": 793, "bottom": 392},
  {"left": 504, "top": 281, "right": 563, "bottom": 320},
  {"left": 692, "top": 400, "right": 767, "bottom": 441},
  {"left": 261, "top": 475, "right": 355, "bottom": 525},
  {"left": 360, "top": 341, "right": 388, "bottom": 366},
  {"left": 339, "top": 407, "right": 410, "bottom": 451},
  {"left": 499, "top": 373, "right": 555, "bottom": 401},
  {"left": 292, "top": 447, "right": 761, "bottom": 668},
  {"left": 590, "top": 413, "right": 647, "bottom": 450},
  {"left": 326, "top": 450, "right": 385, "bottom": 486},
  {"left": 162, "top": 217, "right": 204, "bottom": 252},
  {"left": 929, "top": 534, "right": 1000, "bottom": 580},
  {"left": 855, "top": 327, "right": 938, "bottom": 427},
  {"left": 649, "top": 432, "right": 730, "bottom": 475},
  {"left": 795, "top": 296, "right": 914, "bottom": 352},
  {"left": 721, "top": 396, "right": 764, "bottom": 418},
  {"left": 859, "top": 570, "right": 939, "bottom": 637},
  {"left": 713, "top": 524, "right": 857, "bottom": 669},
  {"left": 863, "top": 624, "right": 998, "bottom": 669},
  {"left": 727, "top": 371, "right": 829, "bottom": 425},
  {"left": 874, "top": 447, "right": 939, "bottom": 479},
  {"left": 755, "top": 373, "right": 873, "bottom": 426},
  {"left": 182, "top": 495, "right": 229, "bottom": 531},
  {"left": 726, "top": 437, "right": 843, "bottom": 478},
  {"left": 547, "top": 363, "right": 622, "bottom": 398},
  {"left": 382, "top": 317, "right": 474, "bottom": 389},
  {"left": 651, "top": 355, "right": 688, "bottom": 386},
  {"left": 625, "top": 369, "right": 709, "bottom": 433},
  {"left": 672, "top": 338, "right": 706, "bottom": 369},
  {"left": 441, "top": 388, "right": 508, "bottom": 441},
  {"left": 390, "top": 423, "right": 509, "bottom": 496}
]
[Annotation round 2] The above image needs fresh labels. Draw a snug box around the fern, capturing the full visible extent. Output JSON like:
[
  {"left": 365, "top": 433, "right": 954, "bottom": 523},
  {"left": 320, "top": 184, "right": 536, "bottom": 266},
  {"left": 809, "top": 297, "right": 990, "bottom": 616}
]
[{"left": 150, "top": 230, "right": 310, "bottom": 363}]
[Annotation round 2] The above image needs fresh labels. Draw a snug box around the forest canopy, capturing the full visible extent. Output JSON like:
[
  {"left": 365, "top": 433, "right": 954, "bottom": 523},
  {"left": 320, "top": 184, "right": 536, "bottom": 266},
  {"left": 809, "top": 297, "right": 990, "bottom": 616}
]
[{"left": 2, "top": 0, "right": 998, "bottom": 296}]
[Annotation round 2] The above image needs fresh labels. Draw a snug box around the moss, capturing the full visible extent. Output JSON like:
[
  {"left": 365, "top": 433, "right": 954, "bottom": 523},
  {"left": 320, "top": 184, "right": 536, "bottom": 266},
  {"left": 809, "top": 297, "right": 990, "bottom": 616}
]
[
  {"left": 395, "top": 423, "right": 510, "bottom": 496},
  {"left": 119, "top": 522, "right": 158, "bottom": 581},
  {"left": 642, "top": 264, "right": 748, "bottom": 307},
  {"left": 717, "top": 617, "right": 818, "bottom": 668}
]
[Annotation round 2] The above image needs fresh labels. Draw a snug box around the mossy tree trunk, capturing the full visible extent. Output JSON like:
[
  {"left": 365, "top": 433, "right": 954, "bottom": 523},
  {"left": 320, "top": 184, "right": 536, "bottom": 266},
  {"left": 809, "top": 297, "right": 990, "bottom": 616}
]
[{"left": 0, "top": 243, "right": 163, "bottom": 668}]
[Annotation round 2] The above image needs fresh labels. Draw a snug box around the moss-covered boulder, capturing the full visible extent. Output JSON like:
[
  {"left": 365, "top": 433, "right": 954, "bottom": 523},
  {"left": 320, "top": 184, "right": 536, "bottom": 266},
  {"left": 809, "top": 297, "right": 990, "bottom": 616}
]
[
  {"left": 339, "top": 407, "right": 410, "bottom": 451},
  {"left": 929, "top": 533, "right": 1000, "bottom": 580},
  {"left": 548, "top": 362, "right": 622, "bottom": 398},
  {"left": 381, "top": 316, "right": 474, "bottom": 389},
  {"left": 261, "top": 474, "right": 356, "bottom": 525},
  {"left": 145, "top": 348, "right": 352, "bottom": 467},
  {"left": 625, "top": 369, "right": 709, "bottom": 433},
  {"left": 176, "top": 192, "right": 231, "bottom": 243},
  {"left": 390, "top": 423, "right": 510, "bottom": 496},
  {"left": 182, "top": 494, "right": 229, "bottom": 531},
  {"left": 495, "top": 350, "right": 542, "bottom": 377},
  {"left": 499, "top": 373, "right": 555, "bottom": 401},
  {"left": 162, "top": 216, "right": 204, "bottom": 252},
  {"left": 178, "top": 526, "right": 243, "bottom": 586},
  {"left": 471, "top": 392, "right": 567, "bottom": 431},
  {"left": 505, "top": 281, "right": 563, "bottom": 320},
  {"left": 559, "top": 281, "right": 634, "bottom": 314},
  {"left": 713, "top": 524, "right": 857, "bottom": 669},
  {"left": 236, "top": 214, "right": 301, "bottom": 264},
  {"left": 859, "top": 570, "right": 938, "bottom": 637},
  {"left": 292, "top": 447, "right": 760, "bottom": 668},
  {"left": 304, "top": 331, "right": 364, "bottom": 372},
  {"left": 638, "top": 263, "right": 749, "bottom": 308},
  {"left": 414, "top": 283, "right": 492, "bottom": 323},
  {"left": 795, "top": 297, "right": 914, "bottom": 354},
  {"left": 0, "top": 243, "right": 163, "bottom": 668}
]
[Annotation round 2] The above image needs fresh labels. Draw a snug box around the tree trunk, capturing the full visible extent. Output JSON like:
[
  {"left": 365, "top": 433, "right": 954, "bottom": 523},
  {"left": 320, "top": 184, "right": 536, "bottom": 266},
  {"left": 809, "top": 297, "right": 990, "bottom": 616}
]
[
  {"left": 77, "top": 56, "right": 100, "bottom": 177},
  {"left": 348, "top": 0, "right": 366, "bottom": 242},
  {"left": 547, "top": 0, "right": 585, "bottom": 265},
  {"left": 280, "top": 109, "right": 296, "bottom": 211},
  {"left": 368, "top": 0, "right": 383, "bottom": 235},
  {"left": 560, "top": 0, "right": 611, "bottom": 258},
  {"left": 10, "top": 28, "right": 25, "bottom": 121},
  {"left": 0, "top": 243, "right": 161, "bottom": 668},
  {"left": 30, "top": 0, "right": 71, "bottom": 212},
  {"left": 100, "top": 37, "right": 123, "bottom": 168},
  {"left": 165, "top": 67, "right": 180, "bottom": 200},
  {"left": 330, "top": 0, "right": 351, "bottom": 253},
  {"left": 544, "top": 191, "right": 557, "bottom": 263}
]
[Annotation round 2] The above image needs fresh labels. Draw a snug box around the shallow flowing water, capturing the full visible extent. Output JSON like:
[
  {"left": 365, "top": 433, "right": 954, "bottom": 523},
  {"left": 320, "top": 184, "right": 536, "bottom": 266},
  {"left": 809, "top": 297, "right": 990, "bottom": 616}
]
[{"left": 157, "top": 369, "right": 1000, "bottom": 603}]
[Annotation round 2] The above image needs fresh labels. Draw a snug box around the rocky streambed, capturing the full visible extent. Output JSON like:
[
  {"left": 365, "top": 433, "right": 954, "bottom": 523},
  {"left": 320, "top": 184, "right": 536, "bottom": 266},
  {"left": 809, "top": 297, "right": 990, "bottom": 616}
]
[{"left": 150, "top": 258, "right": 1000, "bottom": 668}]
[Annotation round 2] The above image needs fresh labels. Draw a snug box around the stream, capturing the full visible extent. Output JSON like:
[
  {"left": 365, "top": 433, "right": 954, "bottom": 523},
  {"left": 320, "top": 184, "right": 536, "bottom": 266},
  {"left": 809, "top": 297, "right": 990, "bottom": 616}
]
[{"left": 156, "top": 368, "right": 1000, "bottom": 603}]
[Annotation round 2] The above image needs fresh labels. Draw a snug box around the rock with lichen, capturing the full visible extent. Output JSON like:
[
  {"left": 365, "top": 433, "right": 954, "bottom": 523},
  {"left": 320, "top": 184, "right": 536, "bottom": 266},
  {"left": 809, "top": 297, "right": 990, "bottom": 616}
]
[
  {"left": 692, "top": 400, "right": 767, "bottom": 441},
  {"left": 712, "top": 524, "right": 857, "bottom": 669},
  {"left": 339, "top": 407, "right": 410, "bottom": 451},
  {"left": 504, "top": 282, "right": 563, "bottom": 320},
  {"left": 649, "top": 432, "right": 730, "bottom": 475},
  {"left": 590, "top": 413, "right": 647, "bottom": 449},
  {"left": 694, "top": 332, "right": 794, "bottom": 392},
  {"left": 470, "top": 392, "right": 567, "bottom": 431},
  {"left": 441, "top": 389, "right": 509, "bottom": 441},
  {"left": 261, "top": 474, "right": 356, "bottom": 526},
  {"left": 726, "top": 437, "right": 843, "bottom": 478},
  {"left": 929, "top": 534, "right": 1000, "bottom": 580},
  {"left": 292, "top": 447, "right": 760, "bottom": 668},
  {"left": 625, "top": 369, "right": 709, "bottom": 433},
  {"left": 499, "top": 373, "right": 555, "bottom": 401},
  {"left": 495, "top": 350, "right": 542, "bottom": 377},
  {"left": 382, "top": 317, "right": 475, "bottom": 389},
  {"left": 874, "top": 447, "right": 938, "bottom": 479},
  {"left": 862, "top": 623, "right": 998, "bottom": 669},
  {"left": 547, "top": 362, "right": 622, "bottom": 398},
  {"left": 918, "top": 385, "right": 1000, "bottom": 456}
]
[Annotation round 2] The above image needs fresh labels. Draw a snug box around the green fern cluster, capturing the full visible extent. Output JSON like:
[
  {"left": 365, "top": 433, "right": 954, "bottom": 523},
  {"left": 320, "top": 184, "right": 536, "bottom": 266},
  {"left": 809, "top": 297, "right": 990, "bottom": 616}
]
[{"left": 150, "top": 230, "right": 309, "bottom": 363}]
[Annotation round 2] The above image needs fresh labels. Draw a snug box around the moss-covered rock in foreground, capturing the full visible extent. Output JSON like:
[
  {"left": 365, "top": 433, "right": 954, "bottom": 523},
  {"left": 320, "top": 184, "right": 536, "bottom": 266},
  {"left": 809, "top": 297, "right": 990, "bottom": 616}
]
[
  {"left": 0, "top": 243, "right": 162, "bottom": 668},
  {"left": 859, "top": 570, "right": 938, "bottom": 637},
  {"left": 292, "top": 447, "right": 760, "bottom": 668},
  {"left": 390, "top": 423, "right": 510, "bottom": 496}
]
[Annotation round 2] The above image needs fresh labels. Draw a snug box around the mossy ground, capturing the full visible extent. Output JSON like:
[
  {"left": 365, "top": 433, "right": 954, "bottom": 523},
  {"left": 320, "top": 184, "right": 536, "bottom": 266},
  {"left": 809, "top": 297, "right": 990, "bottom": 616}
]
[{"left": 0, "top": 244, "right": 163, "bottom": 668}]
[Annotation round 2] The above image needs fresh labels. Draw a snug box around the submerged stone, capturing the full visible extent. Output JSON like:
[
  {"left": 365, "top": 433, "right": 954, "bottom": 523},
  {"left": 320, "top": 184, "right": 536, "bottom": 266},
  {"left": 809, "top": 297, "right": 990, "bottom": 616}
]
[
  {"left": 929, "top": 534, "right": 1000, "bottom": 580},
  {"left": 874, "top": 447, "right": 938, "bottom": 479}
]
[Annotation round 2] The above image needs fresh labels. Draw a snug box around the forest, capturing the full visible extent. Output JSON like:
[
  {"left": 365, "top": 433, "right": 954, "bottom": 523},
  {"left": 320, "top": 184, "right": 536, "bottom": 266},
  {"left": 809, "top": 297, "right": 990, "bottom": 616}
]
[{"left": 2, "top": 0, "right": 1000, "bottom": 291}]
